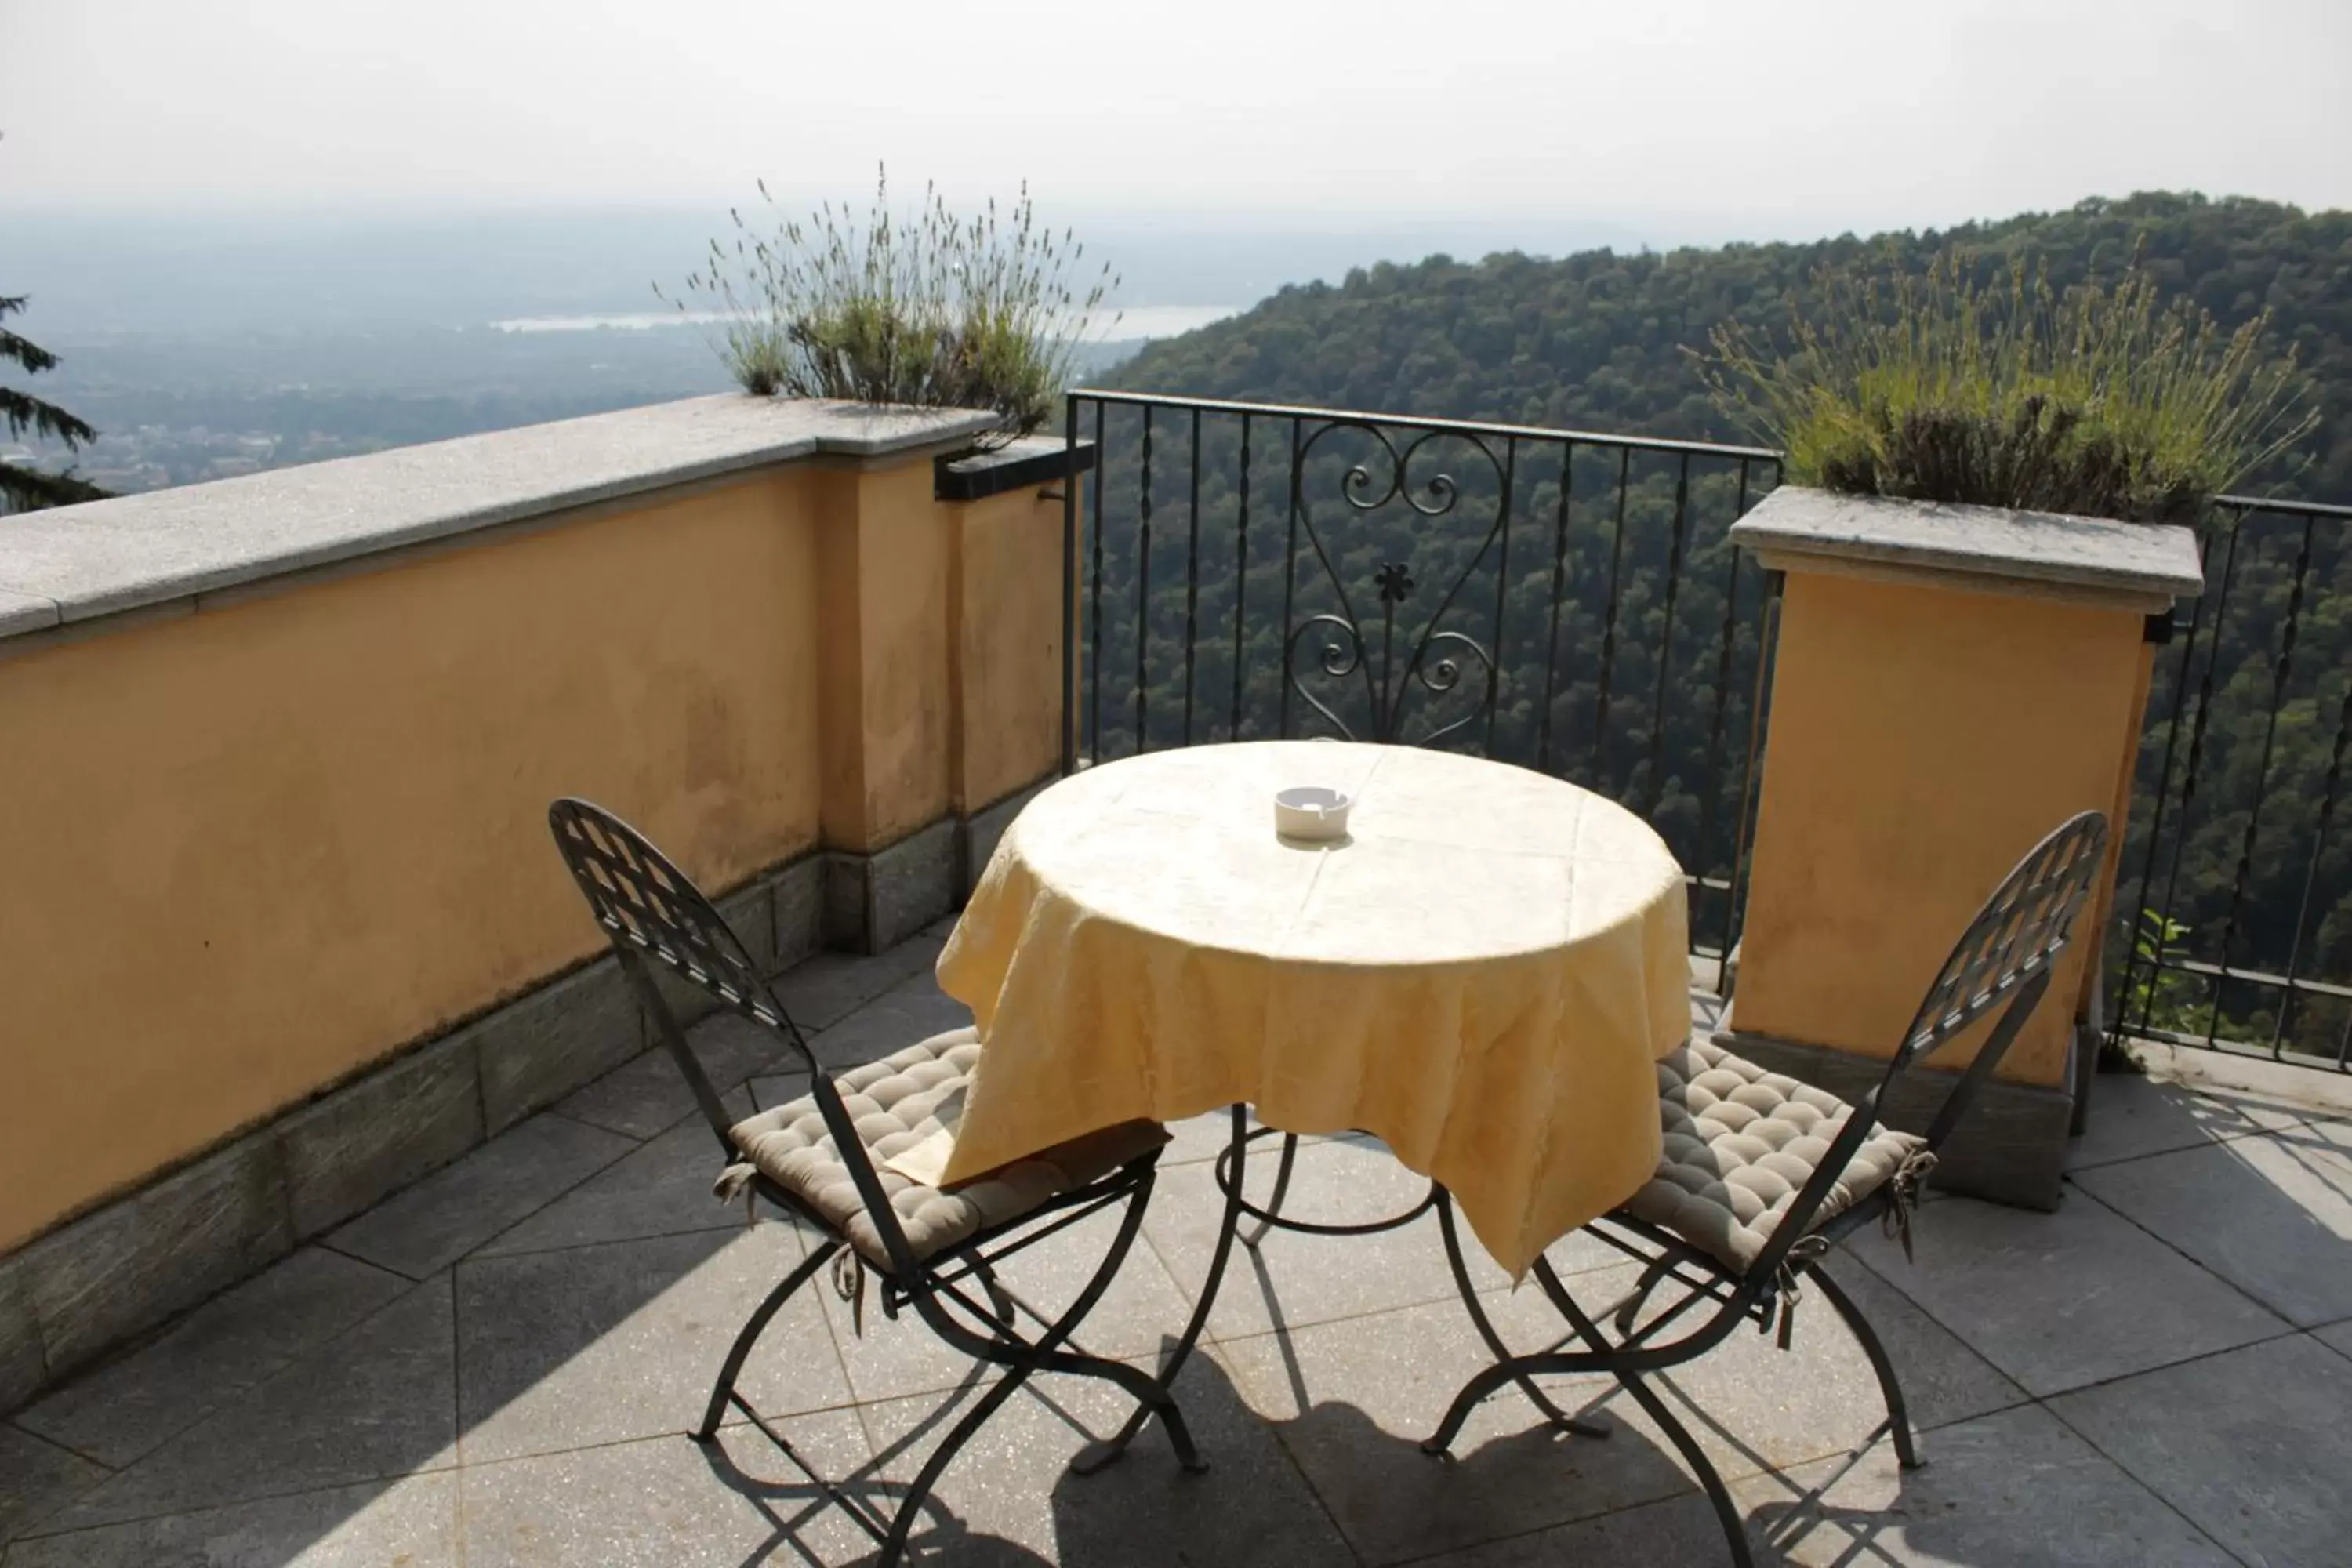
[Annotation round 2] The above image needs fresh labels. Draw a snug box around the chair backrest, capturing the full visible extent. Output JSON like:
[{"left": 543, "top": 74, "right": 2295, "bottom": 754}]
[
  {"left": 1745, "top": 808, "right": 2109, "bottom": 1285},
  {"left": 547, "top": 798, "right": 930, "bottom": 1275}
]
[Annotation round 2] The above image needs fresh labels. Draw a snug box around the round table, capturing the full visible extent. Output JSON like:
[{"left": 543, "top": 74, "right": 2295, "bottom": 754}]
[{"left": 937, "top": 739, "right": 1691, "bottom": 1279}]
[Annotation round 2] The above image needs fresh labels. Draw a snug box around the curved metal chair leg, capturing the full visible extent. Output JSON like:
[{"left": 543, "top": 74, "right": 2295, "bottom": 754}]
[
  {"left": 1537, "top": 1260, "right": 1754, "bottom": 1568},
  {"left": 1073, "top": 1105, "right": 1250, "bottom": 1475},
  {"left": 1435, "top": 1191, "right": 1610, "bottom": 1441},
  {"left": 696, "top": 1236, "right": 840, "bottom": 1441},
  {"left": 1806, "top": 1261, "right": 1921, "bottom": 1469},
  {"left": 1241, "top": 1130, "right": 1298, "bottom": 1250}
]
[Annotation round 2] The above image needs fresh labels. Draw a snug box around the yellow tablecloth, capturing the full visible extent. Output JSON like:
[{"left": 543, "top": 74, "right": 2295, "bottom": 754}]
[{"left": 935, "top": 740, "right": 1691, "bottom": 1279}]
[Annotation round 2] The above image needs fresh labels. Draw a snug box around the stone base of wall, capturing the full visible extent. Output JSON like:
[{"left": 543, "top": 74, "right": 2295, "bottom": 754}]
[
  {"left": 0, "top": 784, "right": 1058, "bottom": 1416},
  {"left": 1711, "top": 1022, "right": 2074, "bottom": 1211}
]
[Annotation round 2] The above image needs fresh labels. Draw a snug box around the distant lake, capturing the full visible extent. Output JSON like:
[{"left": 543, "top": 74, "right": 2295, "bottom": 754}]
[{"left": 488, "top": 304, "right": 1243, "bottom": 341}]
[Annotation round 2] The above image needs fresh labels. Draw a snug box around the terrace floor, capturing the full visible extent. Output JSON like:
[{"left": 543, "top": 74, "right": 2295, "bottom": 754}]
[{"left": 5, "top": 928, "right": 2352, "bottom": 1566}]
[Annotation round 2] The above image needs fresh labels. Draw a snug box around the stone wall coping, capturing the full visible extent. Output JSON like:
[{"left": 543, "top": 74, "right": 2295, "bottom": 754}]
[
  {"left": 1730, "top": 486, "right": 2206, "bottom": 606},
  {"left": 0, "top": 396, "right": 1000, "bottom": 641}
]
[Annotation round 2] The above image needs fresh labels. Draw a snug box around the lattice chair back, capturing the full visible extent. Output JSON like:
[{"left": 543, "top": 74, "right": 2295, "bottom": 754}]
[
  {"left": 546, "top": 798, "right": 931, "bottom": 1277},
  {"left": 1744, "top": 808, "right": 2109, "bottom": 1287}
]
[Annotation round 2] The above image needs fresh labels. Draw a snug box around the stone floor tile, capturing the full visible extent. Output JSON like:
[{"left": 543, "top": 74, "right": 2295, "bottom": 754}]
[
  {"left": 2071, "top": 1127, "right": 2352, "bottom": 1327},
  {"left": 2132, "top": 1040, "right": 2352, "bottom": 1126},
  {"left": 804, "top": 967, "right": 973, "bottom": 1072},
  {"left": 1608, "top": 1254, "right": 2027, "bottom": 1478},
  {"left": 2067, "top": 1069, "right": 2304, "bottom": 1171},
  {"left": 325, "top": 1112, "right": 635, "bottom": 1279},
  {"left": 1407, "top": 1490, "right": 1772, "bottom": 1566},
  {"left": 819, "top": 1204, "right": 1200, "bottom": 1406},
  {"left": 15, "top": 1246, "right": 407, "bottom": 1468},
  {"left": 455, "top": 1222, "right": 851, "bottom": 1465},
  {"left": 0, "top": 1424, "right": 108, "bottom": 1547},
  {"left": 559, "top": 1016, "right": 786, "bottom": 1140},
  {"left": 52, "top": 1276, "right": 458, "bottom": 1530},
  {"left": 1217, "top": 1294, "right": 1694, "bottom": 1563},
  {"left": 2312, "top": 1317, "right": 2352, "bottom": 1361},
  {"left": 742, "top": 1069, "right": 817, "bottom": 1116},
  {"left": 856, "top": 1347, "right": 1353, "bottom": 1566},
  {"left": 2048, "top": 1331, "right": 2352, "bottom": 1568},
  {"left": 771, "top": 938, "right": 947, "bottom": 1035},
  {"left": 460, "top": 1414, "right": 875, "bottom": 1567},
  {"left": 1842, "top": 1191, "right": 2288, "bottom": 1395},
  {"left": 1161, "top": 1108, "right": 1247, "bottom": 1167},
  {"left": 7, "top": 1470, "right": 459, "bottom": 1568},
  {"left": 472, "top": 1090, "right": 757, "bottom": 1259},
  {"left": 1139, "top": 1137, "right": 1610, "bottom": 1344},
  {"left": 1751, "top": 1403, "right": 2233, "bottom": 1566}
]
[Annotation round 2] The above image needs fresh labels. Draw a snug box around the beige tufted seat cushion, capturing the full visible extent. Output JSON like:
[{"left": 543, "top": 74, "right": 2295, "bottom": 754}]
[
  {"left": 724, "top": 1027, "right": 1169, "bottom": 1271},
  {"left": 1623, "top": 1037, "right": 1929, "bottom": 1272}
]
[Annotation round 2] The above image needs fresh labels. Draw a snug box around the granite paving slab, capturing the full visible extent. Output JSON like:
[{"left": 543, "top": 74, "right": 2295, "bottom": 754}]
[
  {"left": 4, "top": 1468, "right": 460, "bottom": 1567},
  {"left": 803, "top": 965, "right": 974, "bottom": 1071},
  {"left": 470, "top": 1089, "right": 757, "bottom": 1260},
  {"left": 459, "top": 1414, "right": 876, "bottom": 1568},
  {"left": 1840, "top": 1191, "right": 2288, "bottom": 1395},
  {"left": 2066, "top": 1069, "right": 2305, "bottom": 1171},
  {"left": 0, "top": 1424, "right": 108, "bottom": 1548},
  {"left": 557, "top": 1014, "right": 786, "bottom": 1140},
  {"left": 325, "top": 1112, "right": 634, "bottom": 1279},
  {"left": 48, "top": 1275, "right": 458, "bottom": 1530},
  {"left": 1138, "top": 1137, "right": 1611, "bottom": 1345},
  {"left": 15, "top": 1245, "right": 407, "bottom": 1468},
  {"left": 1216, "top": 1292, "right": 1694, "bottom": 1564},
  {"left": 454, "top": 1221, "right": 851, "bottom": 1464},
  {"left": 769, "top": 937, "right": 946, "bottom": 1035},
  {"left": 2071, "top": 1126, "right": 2352, "bottom": 1326},
  {"left": 1751, "top": 1403, "right": 2234, "bottom": 1566},
  {"left": 855, "top": 1347, "right": 1354, "bottom": 1566},
  {"left": 2047, "top": 1331, "right": 2352, "bottom": 1568}
]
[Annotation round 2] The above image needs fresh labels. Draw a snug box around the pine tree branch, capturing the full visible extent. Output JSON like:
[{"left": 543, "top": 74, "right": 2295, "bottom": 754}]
[
  {"left": 0, "top": 461, "right": 110, "bottom": 512},
  {"left": 0, "top": 325, "right": 61, "bottom": 377},
  {"left": 0, "top": 385, "right": 97, "bottom": 448}
]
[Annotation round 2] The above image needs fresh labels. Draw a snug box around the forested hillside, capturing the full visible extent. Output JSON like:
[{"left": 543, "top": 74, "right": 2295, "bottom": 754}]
[{"left": 1086, "top": 193, "right": 2352, "bottom": 1054}]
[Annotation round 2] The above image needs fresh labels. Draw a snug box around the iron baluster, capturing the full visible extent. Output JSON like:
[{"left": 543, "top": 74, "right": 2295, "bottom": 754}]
[
  {"left": 2206, "top": 510, "right": 2314, "bottom": 1053},
  {"left": 1595, "top": 447, "right": 1633, "bottom": 789},
  {"left": 1646, "top": 450, "right": 1693, "bottom": 821},
  {"left": 1134, "top": 405, "right": 1153, "bottom": 755},
  {"left": 1279, "top": 418, "right": 1302, "bottom": 739},
  {"left": 1536, "top": 440, "right": 1574, "bottom": 775},
  {"left": 1182, "top": 408, "right": 1202, "bottom": 746},
  {"left": 1231, "top": 413, "right": 1251, "bottom": 740},
  {"left": 1061, "top": 394, "right": 1079, "bottom": 775},
  {"left": 1697, "top": 459, "right": 1753, "bottom": 956},
  {"left": 1088, "top": 398, "right": 1105, "bottom": 764},
  {"left": 2110, "top": 524, "right": 2216, "bottom": 1047},
  {"left": 2152, "top": 517, "right": 2243, "bottom": 1040},
  {"left": 2275, "top": 669, "right": 2352, "bottom": 1059},
  {"left": 1485, "top": 437, "right": 1517, "bottom": 757}
]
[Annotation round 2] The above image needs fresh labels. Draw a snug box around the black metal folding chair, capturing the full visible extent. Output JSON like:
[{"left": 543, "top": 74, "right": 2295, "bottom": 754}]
[
  {"left": 1423, "top": 809, "right": 2110, "bottom": 1567},
  {"left": 547, "top": 798, "right": 1204, "bottom": 1565}
]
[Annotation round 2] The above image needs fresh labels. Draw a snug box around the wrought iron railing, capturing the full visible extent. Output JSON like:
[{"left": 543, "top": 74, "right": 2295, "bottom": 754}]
[
  {"left": 1057, "top": 390, "right": 1784, "bottom": 969},
  {"left": 2110, "top": 493, "right": 2352, "bottom": 1070}
]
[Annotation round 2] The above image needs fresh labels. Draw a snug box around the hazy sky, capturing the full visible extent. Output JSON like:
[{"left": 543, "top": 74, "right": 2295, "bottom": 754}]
[{"left": 4, "top": 0, "right": 2349, "bottom": 240}]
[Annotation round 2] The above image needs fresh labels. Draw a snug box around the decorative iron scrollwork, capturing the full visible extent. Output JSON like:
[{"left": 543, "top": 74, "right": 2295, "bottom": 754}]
[{"left": 1283, "top": 423, "right": 1504, "bottom": 746}]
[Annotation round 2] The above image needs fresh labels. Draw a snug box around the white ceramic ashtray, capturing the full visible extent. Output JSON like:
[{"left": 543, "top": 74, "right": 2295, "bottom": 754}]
[{"left": 1274, "top": 786, "right": 1353, "bottom": 841}]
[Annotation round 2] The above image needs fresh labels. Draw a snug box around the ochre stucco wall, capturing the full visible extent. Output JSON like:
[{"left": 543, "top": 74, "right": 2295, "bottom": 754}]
[
  {"left": 949, "top": 477, "right": 1069, "bottom": 813},
  {"left": 813, "top": 460, "right": 957, "bottom": 851},
  {"left": 0, "top": 469, "right": 829, "bottom": 1251},
  {"left": 1732, "top": 568, "right": 2147, "bottom": 1087}
]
